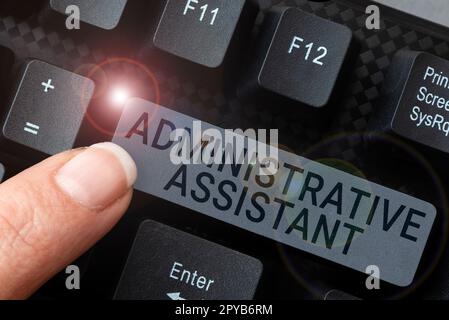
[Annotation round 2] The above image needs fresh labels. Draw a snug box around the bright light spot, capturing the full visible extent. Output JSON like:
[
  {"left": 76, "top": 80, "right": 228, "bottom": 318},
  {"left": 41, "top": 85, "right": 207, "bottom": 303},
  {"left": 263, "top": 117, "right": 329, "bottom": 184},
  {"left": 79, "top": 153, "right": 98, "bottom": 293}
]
[{"left": 110, "top": 87, "right": 130, "bottom": 105}]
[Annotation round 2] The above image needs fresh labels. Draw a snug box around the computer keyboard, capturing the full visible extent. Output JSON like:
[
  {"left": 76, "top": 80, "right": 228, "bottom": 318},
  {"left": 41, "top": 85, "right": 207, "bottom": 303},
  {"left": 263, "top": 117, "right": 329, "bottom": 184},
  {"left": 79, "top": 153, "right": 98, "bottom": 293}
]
[
  {"left": 112, "top": 97, "right": 436, "bottom": 289},
  {"left": 1, "top": 0, "right": 449, "bottom": 301}
]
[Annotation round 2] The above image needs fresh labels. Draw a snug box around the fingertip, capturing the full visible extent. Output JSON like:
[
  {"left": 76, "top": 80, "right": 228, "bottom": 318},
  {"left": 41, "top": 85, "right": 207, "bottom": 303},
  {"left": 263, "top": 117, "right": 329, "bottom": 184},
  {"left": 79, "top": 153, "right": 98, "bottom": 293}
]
[
  {"left": 55, "top": 142, "right": 137, "bottom": 210},
  {"left": 91, "top": 142, "right": 137, "bottom": 188}
]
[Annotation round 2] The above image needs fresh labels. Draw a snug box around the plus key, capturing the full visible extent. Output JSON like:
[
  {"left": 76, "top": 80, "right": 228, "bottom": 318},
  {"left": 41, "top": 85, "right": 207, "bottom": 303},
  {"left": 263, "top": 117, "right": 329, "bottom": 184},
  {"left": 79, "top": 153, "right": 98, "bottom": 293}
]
[{"left": 1, "top": 60, "right": 95, "bottom": 160}]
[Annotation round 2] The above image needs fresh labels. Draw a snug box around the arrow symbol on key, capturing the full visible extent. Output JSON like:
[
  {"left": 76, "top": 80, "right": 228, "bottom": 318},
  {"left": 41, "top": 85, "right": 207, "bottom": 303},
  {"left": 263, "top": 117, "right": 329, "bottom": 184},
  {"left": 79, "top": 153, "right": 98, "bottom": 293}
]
[{"left": 167, "top": 292, "right": 186, "bottom": 301}]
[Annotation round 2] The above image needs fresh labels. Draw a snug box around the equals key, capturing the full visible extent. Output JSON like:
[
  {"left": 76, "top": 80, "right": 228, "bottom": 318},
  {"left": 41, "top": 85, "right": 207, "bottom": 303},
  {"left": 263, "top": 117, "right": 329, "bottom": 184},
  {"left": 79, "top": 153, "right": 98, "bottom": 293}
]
[{"left": 1, "top": 60, "right": 95, "bottom": 161}]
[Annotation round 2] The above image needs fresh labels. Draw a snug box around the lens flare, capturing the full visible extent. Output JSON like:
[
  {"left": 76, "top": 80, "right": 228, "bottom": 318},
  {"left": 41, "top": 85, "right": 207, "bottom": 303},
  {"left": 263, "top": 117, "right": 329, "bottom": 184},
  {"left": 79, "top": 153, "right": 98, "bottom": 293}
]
[{"left": 110, "top": 87, "right": 130, "bottom": 105}]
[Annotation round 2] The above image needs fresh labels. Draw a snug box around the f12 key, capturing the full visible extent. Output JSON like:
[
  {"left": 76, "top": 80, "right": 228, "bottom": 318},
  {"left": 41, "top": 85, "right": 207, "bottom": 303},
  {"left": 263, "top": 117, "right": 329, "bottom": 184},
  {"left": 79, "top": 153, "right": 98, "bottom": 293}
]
[{"left": 242, "top": 7, "right": 354, "bottom": 108}]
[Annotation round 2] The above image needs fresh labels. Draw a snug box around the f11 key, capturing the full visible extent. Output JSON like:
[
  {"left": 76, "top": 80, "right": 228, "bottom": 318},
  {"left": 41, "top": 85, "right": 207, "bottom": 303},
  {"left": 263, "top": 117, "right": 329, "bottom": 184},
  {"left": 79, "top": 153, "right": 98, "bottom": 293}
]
[
  {"left": 153, "top": 0, "right": 258, "bottom": 68},
  {"left": 370, "top": 51, "right": 449, "bottom": 154}
]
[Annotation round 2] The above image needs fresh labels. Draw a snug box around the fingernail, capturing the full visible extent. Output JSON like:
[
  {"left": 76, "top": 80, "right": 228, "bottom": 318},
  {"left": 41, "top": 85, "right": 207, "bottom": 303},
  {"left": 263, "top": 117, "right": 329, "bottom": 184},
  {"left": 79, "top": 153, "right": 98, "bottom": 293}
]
[{"left": 55, "top": 142, "right": 137, "bottom": 209}]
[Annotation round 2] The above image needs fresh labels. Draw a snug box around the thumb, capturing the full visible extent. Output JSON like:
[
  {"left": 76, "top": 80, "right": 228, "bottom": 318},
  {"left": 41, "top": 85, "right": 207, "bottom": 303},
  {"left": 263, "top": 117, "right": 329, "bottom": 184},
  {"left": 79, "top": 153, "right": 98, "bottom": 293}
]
[{"left": 0, "top": 142, "right": 137, "bottom": 299}]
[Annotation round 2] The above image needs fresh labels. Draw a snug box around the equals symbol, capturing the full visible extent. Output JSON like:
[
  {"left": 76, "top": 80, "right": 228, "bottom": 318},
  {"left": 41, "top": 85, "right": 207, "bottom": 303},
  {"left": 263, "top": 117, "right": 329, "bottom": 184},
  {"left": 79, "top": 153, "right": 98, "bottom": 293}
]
[{"left": 24, "top": 122, "right": 40, "bottom": 135}]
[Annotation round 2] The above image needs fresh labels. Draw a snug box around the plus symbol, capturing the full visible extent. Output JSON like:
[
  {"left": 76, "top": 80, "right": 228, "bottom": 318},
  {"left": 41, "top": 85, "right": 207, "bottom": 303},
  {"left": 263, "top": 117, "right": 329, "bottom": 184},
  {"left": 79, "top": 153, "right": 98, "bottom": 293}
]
[{"left": 41, "top": 79, "right": 55, "bottom": 93}]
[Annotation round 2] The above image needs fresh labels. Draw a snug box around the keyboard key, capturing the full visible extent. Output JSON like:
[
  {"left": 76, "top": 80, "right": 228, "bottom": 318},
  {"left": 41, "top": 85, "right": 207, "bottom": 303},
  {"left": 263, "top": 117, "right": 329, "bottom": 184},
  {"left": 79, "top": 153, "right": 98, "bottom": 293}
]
[
  {"left": 114, "top": 220, "right": 263, "bottom": 300},
  {"left": 372, "top": 0, "right": 449, "bottom": 30},
  {"left": 2, "top": 60, "right": 95, "bottom": 157},
  {"left": 112, "top": 98, "right": 436, "bottom": 287},
  {"left": 242, "top": 7, "right": 353, "bottom": 108},
  {"left": 153, "top": 0, "right": 258, "bottom": 68},
  {"left": 48, "top": 0, "right": 128, "bottom": 30},
  {"left": 369, "top": 50, "right": 449, "bottom": 154}
]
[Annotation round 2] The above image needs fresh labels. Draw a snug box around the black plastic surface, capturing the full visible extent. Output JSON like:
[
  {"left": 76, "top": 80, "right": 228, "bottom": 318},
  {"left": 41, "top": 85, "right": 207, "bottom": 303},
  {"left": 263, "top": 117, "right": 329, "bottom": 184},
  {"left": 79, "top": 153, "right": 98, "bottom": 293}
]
[
  {"left": 2, "top": 59, "right": 95, "bottom": 157},
  {"left": 50, "top": 0, "right": 128, "bottom": 30},
  {"left": 0, "top": 0, "right": 449, "bottom": 300},
  {"left": 250, "top": 6, "right": 353, "bottom": 107},
  {"left": 114, "top": 220, "right": 263, "bottom": 300}
]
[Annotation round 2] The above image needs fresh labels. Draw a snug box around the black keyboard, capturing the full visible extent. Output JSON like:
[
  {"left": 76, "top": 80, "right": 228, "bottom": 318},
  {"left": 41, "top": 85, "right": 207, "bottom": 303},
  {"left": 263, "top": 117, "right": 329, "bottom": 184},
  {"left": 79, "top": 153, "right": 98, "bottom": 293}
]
[{"left": 1, "top": 0, "right": 449, "bottom": 301}]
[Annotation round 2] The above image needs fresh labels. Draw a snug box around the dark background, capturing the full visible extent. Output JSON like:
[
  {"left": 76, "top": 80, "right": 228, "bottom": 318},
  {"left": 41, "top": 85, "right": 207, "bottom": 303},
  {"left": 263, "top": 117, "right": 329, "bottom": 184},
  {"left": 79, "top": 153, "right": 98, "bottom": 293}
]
[{"left": 1, "top": 0, "right": 449, "bottom": 300}]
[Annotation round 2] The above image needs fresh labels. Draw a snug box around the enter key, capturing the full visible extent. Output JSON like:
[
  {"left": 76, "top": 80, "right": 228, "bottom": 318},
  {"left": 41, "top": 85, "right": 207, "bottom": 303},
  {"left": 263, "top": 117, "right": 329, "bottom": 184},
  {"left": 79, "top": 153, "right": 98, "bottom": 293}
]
[{"left": 114, "top": 220, "right": 263, "bottom": 300}]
